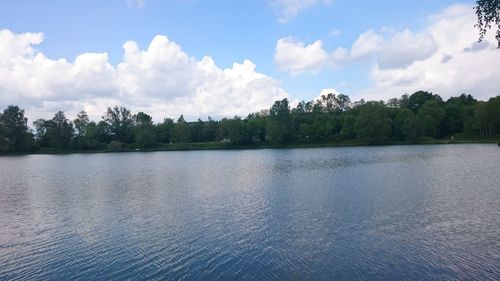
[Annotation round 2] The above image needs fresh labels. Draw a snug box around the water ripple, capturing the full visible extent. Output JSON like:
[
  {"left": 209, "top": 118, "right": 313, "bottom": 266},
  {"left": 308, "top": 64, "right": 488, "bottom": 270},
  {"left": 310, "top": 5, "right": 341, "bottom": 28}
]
[{"left": 0, "top": 145, "right": 499, "bottom": 280}]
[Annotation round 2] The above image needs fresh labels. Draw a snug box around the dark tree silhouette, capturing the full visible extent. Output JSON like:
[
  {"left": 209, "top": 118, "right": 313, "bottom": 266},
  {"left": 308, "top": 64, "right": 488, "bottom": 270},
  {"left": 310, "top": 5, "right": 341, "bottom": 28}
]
[{"left": 475, "top": 0, "right": 500, "bottom": 48}]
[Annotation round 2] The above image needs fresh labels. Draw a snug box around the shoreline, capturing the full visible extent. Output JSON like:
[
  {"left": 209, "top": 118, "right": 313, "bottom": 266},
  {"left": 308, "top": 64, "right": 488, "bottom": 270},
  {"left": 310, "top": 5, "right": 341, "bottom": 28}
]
[{"left": 2, "top": 139, "right": 498, "bottom": 156}]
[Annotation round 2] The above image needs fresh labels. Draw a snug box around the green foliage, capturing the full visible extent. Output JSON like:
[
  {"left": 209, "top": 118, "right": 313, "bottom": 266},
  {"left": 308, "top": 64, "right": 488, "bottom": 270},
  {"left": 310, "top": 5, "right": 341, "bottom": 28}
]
[
  {"left": 190, "top": 119, "right": 205, "bottom": 142},
  {"left": 173, "top": 115, "right": 191, "bottom": 143},
  {"left": 73, "top": 111, "right": 89, "bottom": 137},
  {"left": 340, "top": 115, "right": 356, "bottom": 140},
  {"left": 1, "top": 91, "right": 500, "bottom": 154},
  {"left": 103, "top": 106, "right": 134, "bottom": 143},
  {"left": 228, "top": 117, "right": 247, "bottom": 146},
  {"left": 407, "top": 91, "right": 442, "bottom": 112},
  {"left": 0, "top": 105, "right": 34, "bottom": 153},
  {"left": 266, "top": 120, "right": 287, "bottom": 145},
  {"left": 417, "top": 100, "right": 445, "bottom": 138},
  {"left": 34, "top": 111, "right": 74, "bottom": 150},
  {"left": 135, "top": 129, "right": 157, "bottom": 148},
  {"left": 135, "top": 112, "right": 153, "bottom": 127},
  {"left": 394, "top": 108, "right": 423, "bottom": 142},
  {"left": 107, "top": 141, "right": 125, "bottom": 152},
  {"left": 157, "top": 118, "right": 174, "bottom": 143},
  {"left": 268, "top": 98, "right": 292, "bottom": 144},
  {"left": 73, "top": 111, "right": 90, "bottom": 149},
  {"left": 473, "top": 96, "right": 500, "bottom": 137},
  {"left": 354, "top": 102, "right": 392, "bottom": 144},
  {"left": 133, "top": 112, "right": 156, "bottom": 148}
]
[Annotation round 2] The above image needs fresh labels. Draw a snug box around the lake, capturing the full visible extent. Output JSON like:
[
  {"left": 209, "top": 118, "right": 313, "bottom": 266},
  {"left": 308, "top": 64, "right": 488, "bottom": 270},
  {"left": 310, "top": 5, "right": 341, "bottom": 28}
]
[{"left": 0, "top": 144, "right": 499, "bottom": 280}]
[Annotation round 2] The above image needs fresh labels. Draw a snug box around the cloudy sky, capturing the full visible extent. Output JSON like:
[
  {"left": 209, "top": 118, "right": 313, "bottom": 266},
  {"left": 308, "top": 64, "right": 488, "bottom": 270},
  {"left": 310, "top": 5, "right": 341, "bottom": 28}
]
[{"left": 1, "top": 0, "right": 499, "bottom": 122}]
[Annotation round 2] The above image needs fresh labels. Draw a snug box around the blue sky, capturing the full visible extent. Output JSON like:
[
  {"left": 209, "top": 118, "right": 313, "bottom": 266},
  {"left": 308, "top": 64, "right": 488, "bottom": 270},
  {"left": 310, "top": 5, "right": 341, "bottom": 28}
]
[{"left": 1, "top": 0, "right": 498, "bottom": 121}]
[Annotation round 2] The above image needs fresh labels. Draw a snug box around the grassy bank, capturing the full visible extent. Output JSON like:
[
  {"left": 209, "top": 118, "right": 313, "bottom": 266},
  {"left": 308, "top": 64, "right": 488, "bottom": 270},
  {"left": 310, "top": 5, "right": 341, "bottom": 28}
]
[{"left": 7, "top": 137, "right": 494, "bottom": 156}]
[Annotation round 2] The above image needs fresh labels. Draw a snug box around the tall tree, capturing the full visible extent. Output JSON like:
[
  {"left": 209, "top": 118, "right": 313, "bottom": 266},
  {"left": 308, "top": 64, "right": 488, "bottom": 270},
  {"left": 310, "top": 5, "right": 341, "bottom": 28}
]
[
  {"left": 73, "top": 111, "right": 90, "bottom": 137},
  {"left": 268, "top": 98, "right": 292, "bottom": 144},
  {"left": 35, "top": 111, "right": 74, "bottom": 149},
  {"left": 417, "top": 100, "right": 445, "bottom": 138},
  {"left": 157, "top": 118, "right": 175, "bottom": 143},
  {"left": 0, "top": 105, "right": 33, "bottom": 152},
  {"left": 354, "top": 102, "right": 392, "bottom": 144},
  {"left": 191, "top": 119, "right": 205, "bottom": 142},
  {"left": 394, "top": 108, "right": 423, "bottom": 142},
  {"left": 173, "top": 115, "right": 191, "bottom": 143},
  {"left": 134, "top": 112, "right": 156, "bottom": 147},
  {"left": 103, "top": 106, "right": 134, "bottom": 143},
  {"left": 73, "top": 111, "right": 90, "bottom": 149}
]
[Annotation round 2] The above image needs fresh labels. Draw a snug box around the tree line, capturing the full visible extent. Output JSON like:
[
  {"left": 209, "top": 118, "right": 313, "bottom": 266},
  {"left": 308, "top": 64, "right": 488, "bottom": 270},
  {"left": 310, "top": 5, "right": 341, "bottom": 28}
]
[{"left": 1, "top": 91, "right": 499, "bottom": 154}]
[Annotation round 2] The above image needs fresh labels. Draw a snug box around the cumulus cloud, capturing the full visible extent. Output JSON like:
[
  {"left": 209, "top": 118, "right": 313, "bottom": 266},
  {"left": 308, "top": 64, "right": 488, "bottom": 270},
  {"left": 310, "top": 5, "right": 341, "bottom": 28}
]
[
  {"left": 274, "top": 4, "right": 500, "bottom": 101},
  {"left": 361, "top": 4, "right": 500, "bottom": 101},
  {"left": 274, "top": 37, "right": 332, "bottom": 75},
  {"left": 349, "top": 30, "right": 384, "bottom": 59},
  {"left": 269, "top": 0, "right": 331, "bottom": 23},
  {"left": 274, "top": 28, "right": 438, "bottom": 75},
  {"left": 0, "top": 30, "right": 288, "bottom": 122}
]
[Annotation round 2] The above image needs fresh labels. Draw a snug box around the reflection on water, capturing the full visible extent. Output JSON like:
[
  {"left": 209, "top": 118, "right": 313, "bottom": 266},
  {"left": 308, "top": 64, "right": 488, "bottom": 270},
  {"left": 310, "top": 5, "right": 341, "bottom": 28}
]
[{"left": 1, "top": 144, "right": 499, "bottom": 280}]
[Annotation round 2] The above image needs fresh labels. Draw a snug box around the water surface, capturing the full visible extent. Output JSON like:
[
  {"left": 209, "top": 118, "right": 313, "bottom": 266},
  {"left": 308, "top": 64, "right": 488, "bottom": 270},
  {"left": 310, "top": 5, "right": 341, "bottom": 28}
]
[{"left": 1, "top": 144, "right": 499, "bottom": 280}]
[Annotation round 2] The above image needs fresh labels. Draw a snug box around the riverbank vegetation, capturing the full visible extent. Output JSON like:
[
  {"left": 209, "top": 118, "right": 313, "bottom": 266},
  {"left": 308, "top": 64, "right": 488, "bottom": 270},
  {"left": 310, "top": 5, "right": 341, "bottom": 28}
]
[{"left": 1, "top": 91, "right": 499, "bottom": 154}]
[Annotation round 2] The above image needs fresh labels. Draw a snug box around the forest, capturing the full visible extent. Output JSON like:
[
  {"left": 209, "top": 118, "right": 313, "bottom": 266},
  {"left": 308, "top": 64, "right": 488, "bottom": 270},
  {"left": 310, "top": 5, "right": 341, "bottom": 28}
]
[{"left": 1, "top": 90, "right": 499, "bottom": 154}]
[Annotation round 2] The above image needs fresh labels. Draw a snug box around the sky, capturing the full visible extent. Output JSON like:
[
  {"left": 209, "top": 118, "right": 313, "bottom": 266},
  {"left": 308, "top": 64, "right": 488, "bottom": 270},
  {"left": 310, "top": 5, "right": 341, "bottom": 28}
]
[{"left": 0, "top": 0, "right": 499, "bottom": 122}]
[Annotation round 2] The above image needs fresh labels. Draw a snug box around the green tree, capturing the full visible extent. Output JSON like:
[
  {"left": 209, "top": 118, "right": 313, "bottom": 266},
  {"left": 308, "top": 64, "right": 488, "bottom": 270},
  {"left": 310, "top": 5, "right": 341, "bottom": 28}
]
[
  {"left": 228, "top": 117, "right": 247, "bottom": 146},
  {"left": 73, "top": 111, "right": 90, "bottom": 137},
  {"left": 157, "top": 118, "right": 174, "bottom": 143},
  {"left": 407, "top": 91, "right": 443, "bottom": 112},
  {"left": 339, "top": 114, "right": 356, "bottom": 140},
  {"left": 35, "top": 111, "right": 74, "bottom": 149},
  {"left": 268, "top": 98, "right": 292, "bottom": 144},
  {"left": 394, "top": 108, "right": 424, "bottom": 142},
  {"left": 0, "top": 105, "right": 34, "bottom": 152},
  {"left": 474, "top": 96, "right": 500, "bottom": 136},
  {"left": 201, "top": 116, "right": 218, "bottom": 142},
  {"left": 173, "top": 115, "right": 191, "bottom": 143},
  {"left": 134, "top": 112, "right": 156, "bottom": 147},
  {"left": 246, "top": 114, "right": 266, "bottom": 144},
  {"left": 73, "top": 111, "right": 90, "bottom": 149},
  {"left": 191, "top": 119, "right": 205, "bottom": 142},
  {"left": 103, "top": 106, "right": 134, "bottom": 143},
  {"left": 266, "top": 120, "right": 287, "bottom": 145},
  {"left": 443, "top": 104, "right": 466, "bottom": 135},
  {"left": 82, "top": 121, "right": 101, "bottom": 149},
  {"left": 417, "top": 100, "right": 445, "bottom": 138},
  {"left": 135, "top": 112, "right": 153, "bottom": 127},
  {"left": 354, "top": 102, "right": 392, "bottom": 144}
]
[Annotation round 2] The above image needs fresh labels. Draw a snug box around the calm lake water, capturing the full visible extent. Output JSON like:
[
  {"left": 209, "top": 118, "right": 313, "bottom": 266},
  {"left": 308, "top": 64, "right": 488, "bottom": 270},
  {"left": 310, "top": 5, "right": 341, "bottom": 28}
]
[{"left": 0, "top": 144, "right": 499, "bottom": 280}]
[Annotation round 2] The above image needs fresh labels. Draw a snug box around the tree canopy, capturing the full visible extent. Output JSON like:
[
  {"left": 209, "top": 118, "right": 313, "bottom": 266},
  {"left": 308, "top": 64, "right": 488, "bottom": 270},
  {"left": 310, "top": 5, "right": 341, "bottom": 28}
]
[{"left": 0, "top": 91, "right": 499, "bottom": 154}]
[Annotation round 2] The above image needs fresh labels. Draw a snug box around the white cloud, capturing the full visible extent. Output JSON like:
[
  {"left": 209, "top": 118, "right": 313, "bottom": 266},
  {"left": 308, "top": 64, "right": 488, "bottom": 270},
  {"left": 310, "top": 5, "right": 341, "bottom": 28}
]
[
  {"left": 350, "top": 29, "right": 384, "bottom": 59},
  {"left": 275, "top": 4, "right": 500, "bottom": 101},
  {"left": 274, "top": 28, "right": 437, "bottom": 75},
  {"left": 0, "top": 30, "right": 288, "bottom": 122},
  {"left": 378, "top": 29, "right": 438, "bottom": 69},
  {"left": 269, "top": 0, "right": 331, "bottom": 23},
  {"left": 360, "top": 4, "right": 500, "bottom": 101},
  {"left": 274, "top": 37, "right": 332, "bottom": 75},
  {"left": 349, "top": 29, "right": 438, "bottom": 68}
]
